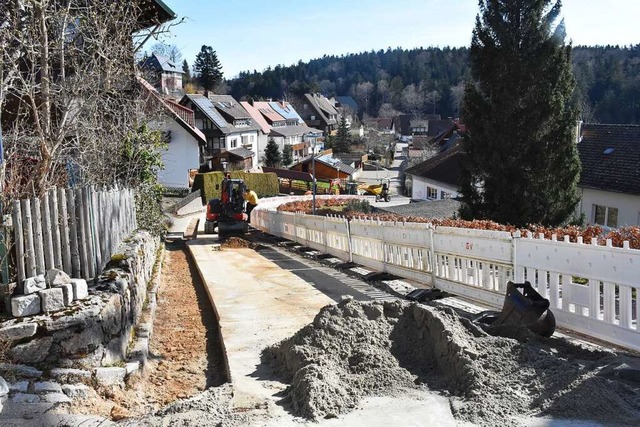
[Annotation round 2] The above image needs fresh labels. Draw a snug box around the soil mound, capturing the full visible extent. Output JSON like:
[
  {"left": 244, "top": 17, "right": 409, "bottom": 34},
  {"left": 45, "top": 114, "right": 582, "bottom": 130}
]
[
  {"left": 220, "top": 237, "right": 256, "bottom": 249},
  {"left": 263, "top": 299, "right": 640, "bottom": 426}
]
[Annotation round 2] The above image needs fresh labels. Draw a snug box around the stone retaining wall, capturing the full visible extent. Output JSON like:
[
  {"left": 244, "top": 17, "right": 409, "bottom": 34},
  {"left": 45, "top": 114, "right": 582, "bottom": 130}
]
[{"left": 0, "top": 231, "right": 160, "bottom": 369}]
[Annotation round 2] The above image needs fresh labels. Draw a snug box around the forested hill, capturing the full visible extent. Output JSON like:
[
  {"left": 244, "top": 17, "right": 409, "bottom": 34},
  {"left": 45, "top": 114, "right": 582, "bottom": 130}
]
[{"left": 228, "top": 45, "right": 640, "bottom": 124}]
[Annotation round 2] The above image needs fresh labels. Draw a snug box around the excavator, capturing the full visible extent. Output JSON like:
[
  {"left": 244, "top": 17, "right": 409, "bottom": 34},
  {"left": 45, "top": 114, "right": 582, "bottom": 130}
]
[{"left": 204, "top": 176, "right": 249, "bottom": 238}]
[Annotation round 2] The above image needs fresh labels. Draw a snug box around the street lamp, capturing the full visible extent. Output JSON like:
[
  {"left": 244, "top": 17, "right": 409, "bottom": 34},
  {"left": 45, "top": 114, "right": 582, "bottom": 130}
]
[{"left": 307, "top": 132, "right": 318, "bottom": 215}]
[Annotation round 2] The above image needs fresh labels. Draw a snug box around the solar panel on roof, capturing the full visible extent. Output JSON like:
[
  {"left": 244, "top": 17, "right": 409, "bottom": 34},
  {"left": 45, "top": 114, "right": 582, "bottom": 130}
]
[{"left": 191, "top": 96, "right": 227, "bottom": 128}]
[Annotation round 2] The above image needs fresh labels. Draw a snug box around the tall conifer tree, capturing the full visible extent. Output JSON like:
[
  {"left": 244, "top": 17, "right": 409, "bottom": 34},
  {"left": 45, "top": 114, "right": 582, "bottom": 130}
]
[
  {"left": 193, "top": 45, "right": 223, "bottom": 95},
  {"left": 263, "top": 138, "right": 282, "bottom": 167},
  {"left": 459, "top": 0, "right": 581, "bottom": 226},
  {"left": 333, "top": 116, "right": 352, "bottom": 153}
]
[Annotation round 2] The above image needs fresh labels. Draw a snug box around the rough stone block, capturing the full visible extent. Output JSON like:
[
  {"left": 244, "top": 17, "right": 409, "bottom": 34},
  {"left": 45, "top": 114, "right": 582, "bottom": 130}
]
[
  {"left": 39, "top": 288, "right": 65, "bottom": 313},
  {"left": 101, "top": 294, "right": 123, "bottom": 337},
  {"left": 0, "top": 363, "right": 43, "bottom": 378},
  {"left": 70, "top": 278, "right": 89, "bottom": 300},
  {"left": 61, "top": 383, "right": 91, "bottom": 399},
  {"left": 0, "top": 377, "right": 9, "bottom": 397},
  {"left": 45, "top": 269, "right": 71, "bottom": 287},
  {"left": 8, "top": 380, "right": 29, "bottom": 393},
  {"left": 50, "top": 368, "right": 92, "bottom": 383},
  {"left": 19, "top": 275, "right": 46, "bottom": 295},
  {"left": 54, "top": 283, "right": 74, "bottom": 306},
  {"left": 40, "top": 392, "right": 72, "bottom": 403},
  {"left": 59, "top": 323, "right": 103, "bottom": 357},
  {"left": 125, "top": 361, "right": 140, "bottom": 376},
  {"left": 12, "top": 393, "right": 41, "bottom": 403},
  {"left": 0, "top": 322, "right": 38, "bottom": 341},
  {"left": 94, "top": 367, "right": 126, "bottom": 386},
  {"left": 8, "top": 337, "right": 54, "bottom": 364},
  {"left": 11, "top": 294, "right": 41, "bottom": 317},
  {"left": 34, "top": 381, "right": 62, "bottom": 394}
]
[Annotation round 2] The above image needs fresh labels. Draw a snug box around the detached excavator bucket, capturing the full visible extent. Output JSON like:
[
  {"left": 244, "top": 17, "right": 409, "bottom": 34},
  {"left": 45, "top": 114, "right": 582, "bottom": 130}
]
[{"left": 493, "top": 281, "right": 556, "bottom": 337}]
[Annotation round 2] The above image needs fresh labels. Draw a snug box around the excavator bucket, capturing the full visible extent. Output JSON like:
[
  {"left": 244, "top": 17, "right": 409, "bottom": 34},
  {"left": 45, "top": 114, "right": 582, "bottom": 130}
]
[
  {"left": 492, "top": 281, "right": 556, "bottom": 337},
  {"left": 218, "top": 220, "right": 248, "bottom": 239}
]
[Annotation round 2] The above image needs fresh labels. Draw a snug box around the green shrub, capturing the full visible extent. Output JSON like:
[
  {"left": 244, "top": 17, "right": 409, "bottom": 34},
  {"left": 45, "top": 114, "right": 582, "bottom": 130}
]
[
  {"left": 192, "top": 171, "right": 279, "bottom": 203},
  {"left": 343, "top": 199, "right": 372, "bottom": 214}
]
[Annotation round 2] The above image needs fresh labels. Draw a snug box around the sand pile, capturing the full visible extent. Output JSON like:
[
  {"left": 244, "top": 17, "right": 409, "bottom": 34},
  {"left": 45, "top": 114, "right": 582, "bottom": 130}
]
[{"left": 263, "top": 298, "right": 640, "bottom": 426}]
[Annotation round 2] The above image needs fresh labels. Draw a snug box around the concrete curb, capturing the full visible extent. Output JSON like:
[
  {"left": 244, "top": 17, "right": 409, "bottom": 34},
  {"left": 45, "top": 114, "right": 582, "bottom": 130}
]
[
  {"left": 128, "top": 243, "right": 165, "bottom": 372},
  {"left": 185, "top": 240, "right": 232, "bottom": 384}
]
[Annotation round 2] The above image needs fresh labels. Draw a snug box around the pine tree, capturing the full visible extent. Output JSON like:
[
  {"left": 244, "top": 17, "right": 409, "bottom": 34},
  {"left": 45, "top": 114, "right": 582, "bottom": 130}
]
[
  {"left": 263, "top": 138, "right": 282, "bottom": 167},
  {"left": 459, "top": 0, "right": 581, "bottom": 227},
  {"left": 282, "top": 144, "right": 293, "bottom": 166},
  {"left": 193, "top": 45, "right": 223, "bottom": 94},
  {"left": 333, "top": 116, "right": 351, "bottom": 153},
  {"left": 182, "top": 59, "right": 191, "bottom": 85}
]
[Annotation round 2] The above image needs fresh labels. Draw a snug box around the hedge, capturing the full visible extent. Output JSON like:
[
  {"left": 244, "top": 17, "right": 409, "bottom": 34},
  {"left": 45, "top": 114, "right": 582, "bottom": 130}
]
[{"left": 192, "top": 171, "right": 280, "bottom": 204}]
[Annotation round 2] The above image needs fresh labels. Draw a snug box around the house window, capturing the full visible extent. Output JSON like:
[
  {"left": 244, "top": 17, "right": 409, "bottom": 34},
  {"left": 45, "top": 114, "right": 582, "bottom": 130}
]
[
  {"left": 427, "top": 187, "right": 438, "bottom": 200},
  {"left": 441, "top": 191, "right": 451, "bottom": 199},
  {"left": 230, "top": 139, "right": 238, "bottom": 149},
  {"left": 310, "top": 115, "right": 316, "bottom": 120},
  {"left": 250, "top": 135, "right": 254, "bottom": 143},
  {"left": 593, "top": 204, "right": 618, "bottom": 228}
]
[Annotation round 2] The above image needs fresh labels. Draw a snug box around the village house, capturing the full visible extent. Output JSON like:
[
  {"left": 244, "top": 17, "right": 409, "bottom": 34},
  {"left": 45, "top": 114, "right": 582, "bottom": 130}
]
[
  {"left": 179, "top": 94, "right": 261, "bottom": 170},
  {"left": 576, "top": 123, "right": 640, "bottom": 227},
  {"left": 139, "top": 78, "right": 205, "bottom": 188},
  {"left": 139, "top": 52, "right": 184, "bottom": 99},
  {"left": 404, "top": 139, "right": 464, "bottom": 201},
  {"left": 241, "top": 100, "right": 322, "bottom": 164},
  {"left": 297, "top": 93, "right": 339, "bottom": 135}
]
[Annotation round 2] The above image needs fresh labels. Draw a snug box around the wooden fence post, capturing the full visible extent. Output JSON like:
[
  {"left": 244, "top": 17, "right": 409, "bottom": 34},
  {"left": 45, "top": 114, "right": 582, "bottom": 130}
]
[
  {"left": 41, "top": 192, "right": 54, "bottom": 271},
  {"left": 80, "top": 187, "right": 94, "bottom": 279},
  {"left": 59, "top": 188, "right": 72, "bottom": 274},
  {"left": 67, "top": 189, "right": 81, "bottom": 278},
  {"left": 75, "top": 188, "right": 88, "bottom": 279},
  {"left": 21, "top": 199, "right": 36, "bottom": 278},
  {"left": 50, "top": 189, "right": 63, "bottom": 269},
  {"left": 12, "top": 200, "right": 25, "bottom": 284},
  {"left": 31, "top": 197, "right": 45, "bottom": 275}
]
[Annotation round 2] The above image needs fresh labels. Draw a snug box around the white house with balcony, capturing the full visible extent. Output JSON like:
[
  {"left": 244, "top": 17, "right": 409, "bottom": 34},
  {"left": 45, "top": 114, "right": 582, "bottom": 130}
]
[
  {"left": 179, "top": 94, "right": 261, "bottom": 170},
  {"left": 576, "top": 123, "right": 640, "bottom": 228}
]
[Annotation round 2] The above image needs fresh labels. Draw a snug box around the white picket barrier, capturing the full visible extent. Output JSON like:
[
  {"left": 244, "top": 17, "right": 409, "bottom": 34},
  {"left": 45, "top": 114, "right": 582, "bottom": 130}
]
[{"left": 251, "top": 197, "right": 640, "bottom": 351}]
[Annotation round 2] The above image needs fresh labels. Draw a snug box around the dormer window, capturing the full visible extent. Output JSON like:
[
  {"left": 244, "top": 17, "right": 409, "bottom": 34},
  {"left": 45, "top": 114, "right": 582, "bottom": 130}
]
[{"left": 234, "top": 119, "right": 250, "bottom": 127}]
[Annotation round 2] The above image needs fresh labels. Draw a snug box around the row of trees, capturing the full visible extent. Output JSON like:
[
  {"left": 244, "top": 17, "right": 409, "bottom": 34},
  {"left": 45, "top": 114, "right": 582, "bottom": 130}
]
[{"left": 228, "top": 42, "right": 640, "bottom": 124}]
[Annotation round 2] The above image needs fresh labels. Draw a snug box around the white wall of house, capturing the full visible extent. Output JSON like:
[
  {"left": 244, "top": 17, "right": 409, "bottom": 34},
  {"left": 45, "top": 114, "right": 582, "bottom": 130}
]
[
  {"left": 577, "top": 187, "right": 640, "bottom": 228},
  {"left": 157, "top": 120, "right": 201, "bottom": 188},
  {"left": 410, "top": 175, "right": 459, "bottom": 201},
  {"left": 256, "top": 132, "right": 269, "bottom": 166}
]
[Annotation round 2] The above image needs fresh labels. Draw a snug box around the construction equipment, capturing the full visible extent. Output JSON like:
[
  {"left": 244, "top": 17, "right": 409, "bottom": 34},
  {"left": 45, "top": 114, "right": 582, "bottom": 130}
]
[
  {"left": 358, "top": 178, "right": 391, "bottom": 202},
  {"left": 474, "top": 281, "right": 556, "bottom": 338},
  {"left": 329, "top": 178, "right": 359, "bottom": 195},
  {"left": 204, "top": 177, "right": 249, "bottom": 238}
]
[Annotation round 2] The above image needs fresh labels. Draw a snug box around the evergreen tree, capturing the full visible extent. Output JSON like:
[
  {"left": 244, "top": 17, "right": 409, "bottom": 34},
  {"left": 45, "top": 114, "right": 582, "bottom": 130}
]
[
  {"left": 333, "top": 116, "right": 351, "bottom": 153},
  {"left": 459, "top": 0, "right": 581, "bottom": 227},
  {"left": 282, "top": 144, "right": 293, "bottom": 166},
  {"left": 263, "top": 138, "right": 282, "bottom": 167},
  {"left": 193, "top": 45, "right": 223, "bottom": 94},
  {"left": 182, "top": 59, "right": 191, "bottom": 85}
]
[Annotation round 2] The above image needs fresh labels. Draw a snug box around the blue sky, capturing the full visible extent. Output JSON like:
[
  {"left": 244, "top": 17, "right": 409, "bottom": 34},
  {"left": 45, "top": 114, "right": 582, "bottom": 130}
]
[{"left": 156, "top": 0, "right": 640, "bottom": 78}]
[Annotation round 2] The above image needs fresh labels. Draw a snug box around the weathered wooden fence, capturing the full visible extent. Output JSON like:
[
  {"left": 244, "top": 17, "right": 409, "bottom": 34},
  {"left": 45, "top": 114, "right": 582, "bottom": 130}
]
[
  {"left": 252, "top": 196, "right": 640, "bottom": 352},
  {"left": 10, "top": 186, "right": 137, "bottom": 284}
]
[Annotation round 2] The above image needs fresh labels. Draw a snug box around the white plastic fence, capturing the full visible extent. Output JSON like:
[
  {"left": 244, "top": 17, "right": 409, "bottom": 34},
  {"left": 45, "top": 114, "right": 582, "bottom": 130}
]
[{"left": 252, "top": 196, "right": 640, "bottom": 352}]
